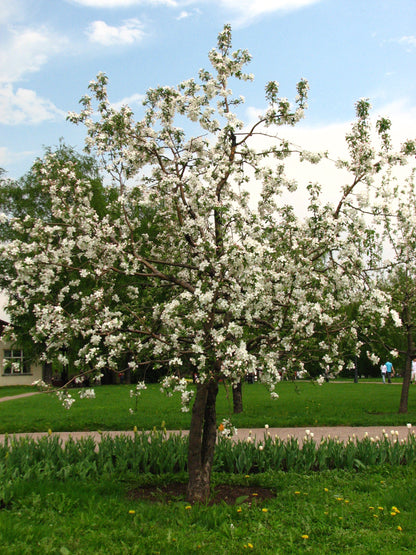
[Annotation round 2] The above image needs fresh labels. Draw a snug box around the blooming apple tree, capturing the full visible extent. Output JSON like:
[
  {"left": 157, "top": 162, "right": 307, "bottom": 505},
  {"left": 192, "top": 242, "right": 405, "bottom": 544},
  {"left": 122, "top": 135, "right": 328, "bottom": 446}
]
[
  {"left": 362, "top": 130, "right": 416, "bottom": 413},
  {"left": 0, "top": 26, "right": 396, "bottom": 502}
]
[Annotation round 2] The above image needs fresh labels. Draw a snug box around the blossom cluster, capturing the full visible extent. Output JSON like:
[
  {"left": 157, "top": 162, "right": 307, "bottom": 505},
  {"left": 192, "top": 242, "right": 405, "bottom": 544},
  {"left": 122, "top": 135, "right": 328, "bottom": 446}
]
[
  {"left": 130, "top": 381, "right": 147, "bottom": 398},
  {"left": 56, "top": 391, "right": 75, "bottom": 410},
  {"left": 218, "top": 418, "right": 237, "bottom": 439},
  {"left": 160, "top": 376, "right": 194, "bottom": 412},
  {"left": 78, "top": 388, "right": 96, "bottom": 400}
]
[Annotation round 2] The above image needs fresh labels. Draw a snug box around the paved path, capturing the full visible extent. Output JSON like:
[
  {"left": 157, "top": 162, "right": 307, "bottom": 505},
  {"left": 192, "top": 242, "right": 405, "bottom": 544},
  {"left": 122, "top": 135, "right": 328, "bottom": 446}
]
[
  {"left": 0, "top": 390, "right": 414, "bottom": 445},
  {"left": 0, "top": 426, "right": 413, "bottom": 446},
  {"left": 0, "top": 392, "right": 41, "bottom": 403}
]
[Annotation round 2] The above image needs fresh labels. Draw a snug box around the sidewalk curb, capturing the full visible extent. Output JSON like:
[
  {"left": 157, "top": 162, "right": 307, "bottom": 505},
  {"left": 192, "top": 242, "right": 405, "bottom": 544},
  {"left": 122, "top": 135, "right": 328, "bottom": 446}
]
[{"left": 0, "top": 426, "right": 413, "bottom": 446}]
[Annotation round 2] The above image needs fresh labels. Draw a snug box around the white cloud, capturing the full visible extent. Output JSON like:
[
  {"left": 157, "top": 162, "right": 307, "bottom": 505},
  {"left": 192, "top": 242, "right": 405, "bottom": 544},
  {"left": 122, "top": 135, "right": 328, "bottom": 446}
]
[
  {"left": 111, "top": 92, "right": 145, "bottom": 110},
  {"left": 372, "top": 98, "right": 416, "bottom": 139},
  {"left": 69, "top": 0, "right": 319, "bottom": 23},
  {"left": 176, "top": 10, "right": 191, "bottom": 20},
  {"left": 175, "top": 7, "right": 201, "bottom": 20},
  {"left": 69, "top": 0, "right": 177, "bottom": 7},
  {"left": 68, "top": 0, "right": 319, "bottom": 27},
  {"left": 216, "top": 0, "right": 322, "bottom": 26},
  {"left": 0, "top": 146, "right": 36, "bottom": 170},
  {"left": 245, "top": 98, "right": 416, "bottom": 217},
  {"left": 0, "top": 84, "right": 65, "bottom": 125},
  {"left": 0, "top": 3, "right": 23, "bottom": 25},
  {"left": 397, "top": 35, "right": 416, "bottom": 50},
  {"left": 87, "top": 18, "right": 145, "bottom": 45},
  {"left": 0, "top": 27, "right": 67, "bottom": 84}
]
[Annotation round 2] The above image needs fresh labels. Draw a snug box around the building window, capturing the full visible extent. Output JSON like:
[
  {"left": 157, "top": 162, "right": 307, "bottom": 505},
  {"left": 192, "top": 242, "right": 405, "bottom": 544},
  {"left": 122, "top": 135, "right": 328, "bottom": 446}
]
[{"left": 3, "top": 349, "right": 29, "bottom": 375}]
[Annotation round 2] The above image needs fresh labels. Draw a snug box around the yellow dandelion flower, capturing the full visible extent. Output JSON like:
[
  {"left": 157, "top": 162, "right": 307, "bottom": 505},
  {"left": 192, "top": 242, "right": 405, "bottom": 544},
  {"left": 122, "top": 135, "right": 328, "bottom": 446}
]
[
  {"left": 345, "top": 500, "right": 350, "bottom": 504},
  {"left": 252, "top": 493, "right": 258, "bottom": 496},
  {"left": 237, "top": 507, "right": 242, "bottom": 513},
  {"left": 295, "top": 491, "right": 301, "bottom": 495},
  {"left": 301, "top": 534, "right": 309, "bottom": 539},
  {"left": 378, "top": 507, "right": 384, "bottom": 511},
  {"left": 391, "top": 506, "right": 400, "bottom": 513},
  {"left": 247, "top": 543, "right": 253, "bottom": 549},
  {"left": 397, "top": 526, "right": 403, "bottom": 531},
  {"left": 369, "top": 506, "right": 374, "bottom": 510},
  {"left": 324, "top": 488, "right": 329, "bottom": 492},
  {"left": 129, "top": 510, "right": 135, "bottom": 515},
  {"left": 390, "top": 512, "right": 397, "bottom": 516},
  {"left": 245, "top": 475, "right": 250, "bottom": 478},
  {"left": 185, "top": 505, "right": 192, "bottom": 510},
  {"left": 262, "top": 508, "right": 268, "bottom": 513}
]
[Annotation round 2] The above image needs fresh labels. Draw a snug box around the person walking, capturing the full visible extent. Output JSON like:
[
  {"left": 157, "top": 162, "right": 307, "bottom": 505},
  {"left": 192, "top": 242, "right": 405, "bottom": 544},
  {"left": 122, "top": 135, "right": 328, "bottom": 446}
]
[
  {"left": 411, "top": 357, "right": 416, "bottom": 384},
  {"left": 381, "top": 363, "right": 387, "bottom": 384},
  {"left": 385, "top": 360, "right": 395, "bottom": 383}
]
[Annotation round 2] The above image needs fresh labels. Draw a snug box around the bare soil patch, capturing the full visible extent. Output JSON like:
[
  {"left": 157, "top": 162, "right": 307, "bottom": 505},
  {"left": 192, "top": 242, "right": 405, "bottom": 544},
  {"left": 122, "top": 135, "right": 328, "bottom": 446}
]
[{"left": 128, "top": 483, "right": 275, "bottom": 505}]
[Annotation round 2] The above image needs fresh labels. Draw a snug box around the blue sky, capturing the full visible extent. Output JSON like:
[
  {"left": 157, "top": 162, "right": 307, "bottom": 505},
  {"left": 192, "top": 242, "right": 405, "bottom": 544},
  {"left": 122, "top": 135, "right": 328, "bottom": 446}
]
[{"left": 0, "top": 0, "right": 415, "bottom": 179}]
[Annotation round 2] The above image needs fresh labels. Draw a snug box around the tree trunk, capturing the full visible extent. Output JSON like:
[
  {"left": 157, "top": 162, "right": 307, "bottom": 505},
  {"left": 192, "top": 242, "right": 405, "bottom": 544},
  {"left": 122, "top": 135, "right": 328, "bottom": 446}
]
[
  {"left": 42, "top": 362, "right": 53, "bottom": 384},
  {"left": 232, "top": 381, "right": 243, "bottom": 413},
  {"left": 399, "top": 356, "right": 411, "bottom": 413},
  {"left": 187, "top": 378, "right": 219, "bottom": 503},
  {"left": 399, "top": 304, "right": 414, "bottom": 414}
]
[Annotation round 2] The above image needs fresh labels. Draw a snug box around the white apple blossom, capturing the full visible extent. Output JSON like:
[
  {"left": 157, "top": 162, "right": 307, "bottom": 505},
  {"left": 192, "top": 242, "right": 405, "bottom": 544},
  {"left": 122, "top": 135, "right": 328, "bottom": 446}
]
[
  {"left": 56, "top": 391, "right": 75, "bottom": 410},
  {"left": 367, "top": 352, "right": 380, "bottom": 365},
  {"left": 78, "top": 388, "right": 95, "bottom": 399},
  {"left": 316, "top": 375, "right": 325, "bottom": 386},
  {"left": 390, "top": 310, "right": 402, "bottom": 328},
  {"left": 218, "top": 418, "right": 237, "bottom": 439}
]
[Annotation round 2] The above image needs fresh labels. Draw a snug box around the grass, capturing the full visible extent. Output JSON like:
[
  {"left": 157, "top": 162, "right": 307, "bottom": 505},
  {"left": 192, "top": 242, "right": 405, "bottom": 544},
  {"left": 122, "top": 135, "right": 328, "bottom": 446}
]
[
  {"left": 0, "top": 385, "right": 37, "bottom": 398},
  {"left": 1, "top": 468, "right": 415, "bottom": 553},
  {"left": 1, "top": 380, "right": 416, "bottom": 553},
  {"left": 0, "top": 380, "right": 415, "bottom": 434}
]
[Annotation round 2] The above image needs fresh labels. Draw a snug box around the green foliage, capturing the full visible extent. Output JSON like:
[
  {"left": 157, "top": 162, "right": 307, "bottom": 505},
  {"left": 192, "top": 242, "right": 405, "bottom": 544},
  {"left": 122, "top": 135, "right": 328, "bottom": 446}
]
[
  {"left": 0, "top": 141, "right": 172, "bottom": 380},
  {"left": 0, "top": 141, "right": 116, "bottom": 364},
  {"left": 0, "top": 141, "right": 108, "bottom": 245},
  {"left": 1, "top": 428, "right": 416, "bottom": 482}
]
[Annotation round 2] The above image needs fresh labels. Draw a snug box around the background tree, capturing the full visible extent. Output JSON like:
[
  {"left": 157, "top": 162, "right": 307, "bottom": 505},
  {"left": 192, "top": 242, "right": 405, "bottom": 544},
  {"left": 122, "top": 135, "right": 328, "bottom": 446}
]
[
  {"left": 367, "top": 146, "right": 416, "bottom": 412},
  {"left": 0, "top": 26, "right": 399, "bottom": 503},
  {"left": 0, "top": 143, "right": 124, "bottom": 380}
]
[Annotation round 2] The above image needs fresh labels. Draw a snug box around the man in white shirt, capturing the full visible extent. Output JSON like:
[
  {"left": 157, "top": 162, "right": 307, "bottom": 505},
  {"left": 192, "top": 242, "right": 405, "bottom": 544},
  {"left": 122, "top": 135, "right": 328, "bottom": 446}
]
[{"left": 411, "top": 358, "right": 416, "bottom": 384}]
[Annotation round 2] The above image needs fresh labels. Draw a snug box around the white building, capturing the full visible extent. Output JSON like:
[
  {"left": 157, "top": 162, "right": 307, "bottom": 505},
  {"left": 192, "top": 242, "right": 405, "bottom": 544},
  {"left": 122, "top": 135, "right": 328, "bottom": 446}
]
[{"left": 0, "top": 296, "right": 43, "bottom": 387}]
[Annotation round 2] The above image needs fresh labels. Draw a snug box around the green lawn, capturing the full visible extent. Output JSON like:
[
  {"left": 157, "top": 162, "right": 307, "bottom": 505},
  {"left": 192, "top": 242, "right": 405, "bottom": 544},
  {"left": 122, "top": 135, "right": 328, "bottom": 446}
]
[
  {"left": 0, "top": 385, "right": 37, "bottom": 398},
  {"left": 0, "top": 380, "right": 415, "bottom": 433},
  {"left": 1, "top": 380, "right": 416, "bottom": 553},
  {"left": 0, "top": 468, "right": 415, "bottom": 554}
]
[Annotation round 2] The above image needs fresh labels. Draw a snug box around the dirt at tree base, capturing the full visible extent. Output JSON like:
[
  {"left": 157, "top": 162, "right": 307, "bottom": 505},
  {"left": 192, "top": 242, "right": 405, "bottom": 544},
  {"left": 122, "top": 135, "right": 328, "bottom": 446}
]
[{"left": 128, "top": 483, "right": 276, "bottom": 505}]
